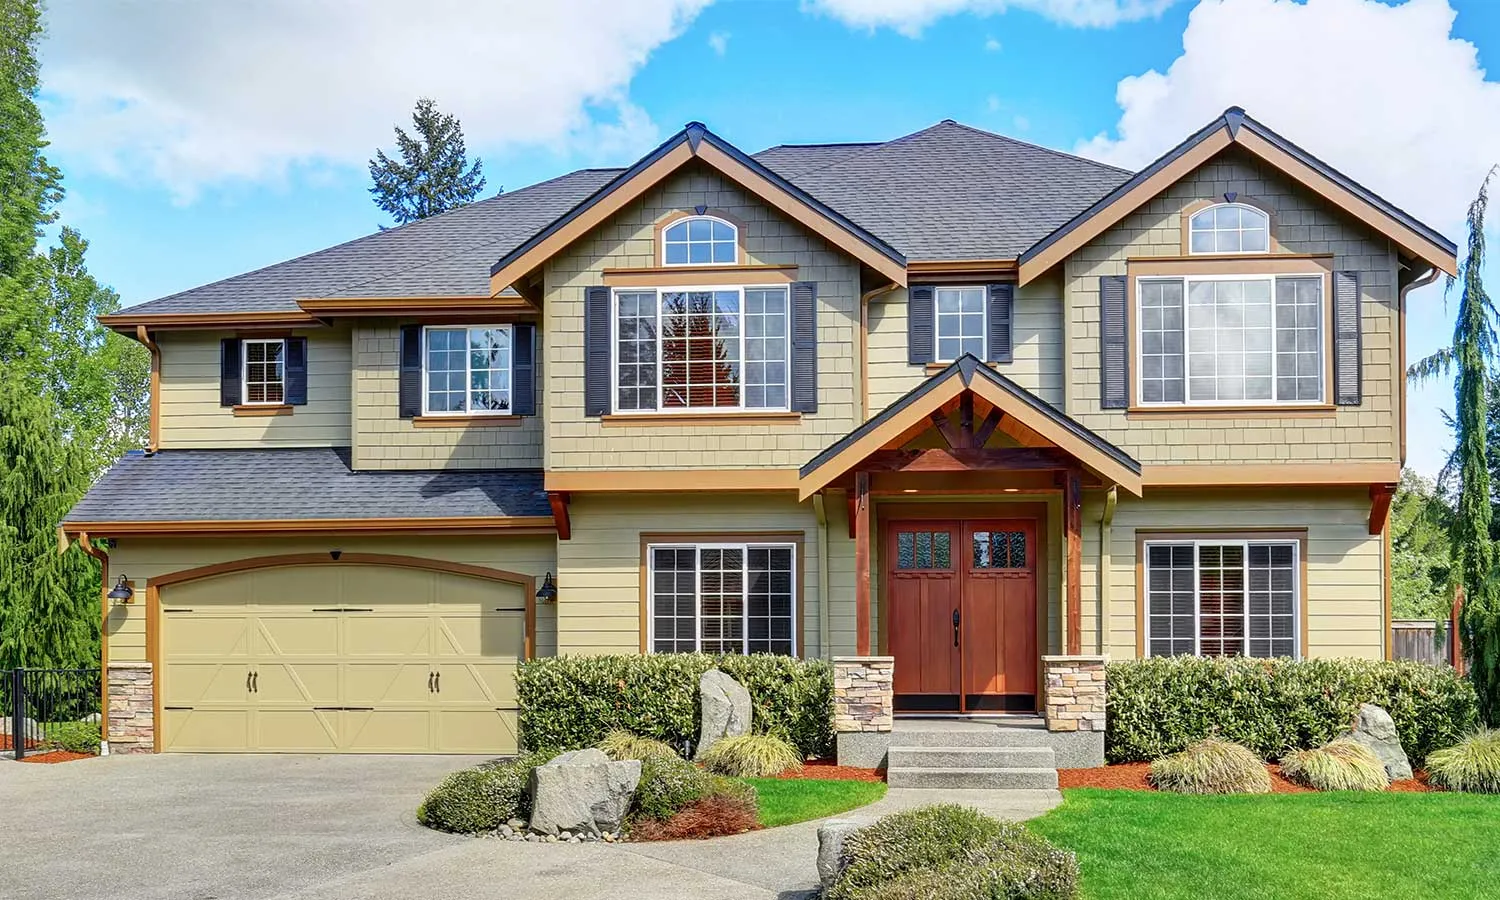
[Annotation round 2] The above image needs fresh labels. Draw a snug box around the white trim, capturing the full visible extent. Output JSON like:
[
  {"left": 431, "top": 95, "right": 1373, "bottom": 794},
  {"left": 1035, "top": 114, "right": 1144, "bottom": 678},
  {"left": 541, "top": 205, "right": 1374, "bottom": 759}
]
[
  {"left": 609, "top": 284, "right": 791, "bottom": 415},
  {"left": 239, "top": 337, "right": 286, "bottom": 406},
  {"left": 1188, "top": 202, "right": 1271, "bottom": 255},
  {"left": 645, "top": 541, "right": 799, "bottom": 656},
  {"left": 932, "top": 285, "right": 988, "bottom": 363},
  {"left": 1142, "top": 538, "right": 1301, "bottom": 659},
  {"left": 419, "top": 324, "right": 515, "bottom": 417},
  {"left": 662, "top": 215, "right": 739, "bottom": 267},
  {"left": 1134, "top": 272, "right": 1325, "bottom": 408}
]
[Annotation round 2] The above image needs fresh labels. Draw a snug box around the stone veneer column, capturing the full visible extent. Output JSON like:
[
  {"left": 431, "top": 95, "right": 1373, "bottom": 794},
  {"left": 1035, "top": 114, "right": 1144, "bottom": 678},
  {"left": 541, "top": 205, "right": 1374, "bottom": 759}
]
[
  {"left": 1042, "top": 655, "right": 1107, "bottom": 733},
  {"left": 107, "top": 662, "right": 154, "bottom": 754},
  {"left": 833, "top": 656, "right": 894, "bottom": 768}
]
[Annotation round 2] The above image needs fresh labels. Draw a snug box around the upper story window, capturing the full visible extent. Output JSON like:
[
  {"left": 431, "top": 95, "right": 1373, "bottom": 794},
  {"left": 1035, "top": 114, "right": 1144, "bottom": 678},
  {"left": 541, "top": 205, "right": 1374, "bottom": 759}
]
[
  {"left": 935, "top": 287, "right": 987, "bottom": 360},
  {"left": 663, "top": 216, "right": 738, "bottom": 266},
  {"left": 423, "top": 325, "right": 512, "bottom": 415},
  {"left": 1189, "top": 203, "right": 1270, "bottom": 254},
  {"left": 241, "top": 338, "right": 285, "bottom": 405},
  {"left": 614, "top": 285, "right": 788, "bottom": 413},
  {"left": 1137, "top": 274, "right": 1323, "bottom": 406}
]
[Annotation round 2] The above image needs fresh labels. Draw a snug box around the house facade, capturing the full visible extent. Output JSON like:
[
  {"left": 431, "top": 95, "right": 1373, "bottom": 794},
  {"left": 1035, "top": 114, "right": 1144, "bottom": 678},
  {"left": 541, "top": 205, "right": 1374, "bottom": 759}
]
[{"left": 64, "top": 109, "right": 1456, "bottom": 756}]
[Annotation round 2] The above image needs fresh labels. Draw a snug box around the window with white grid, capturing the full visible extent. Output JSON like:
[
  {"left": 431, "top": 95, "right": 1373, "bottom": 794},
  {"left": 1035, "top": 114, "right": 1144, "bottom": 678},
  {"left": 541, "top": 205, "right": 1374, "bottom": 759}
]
[
  {"left": 1145, "top": 539, "right": 1299, "bottom": 659},
  {"left": 935, "top": 286, "right": 986, "bottom": 361},
  {"left": 1189, "top": 203, "right": 1269, "bottom": 254},
  {"left": 663, "top": 216, "right": 738, "bottom": 266},
  {"left": 242, "top": 339, "right": 285, "bottom": 405},
  {"left": 649, "top": 543, "right": 797, "bottom": 656},
  {"left": 423, "top": 326, "right": 512, "bottom": 414}
]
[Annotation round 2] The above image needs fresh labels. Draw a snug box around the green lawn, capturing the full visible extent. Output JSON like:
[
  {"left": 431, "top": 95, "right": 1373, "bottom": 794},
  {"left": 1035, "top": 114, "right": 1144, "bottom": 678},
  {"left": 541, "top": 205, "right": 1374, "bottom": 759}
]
[
  {"left": 1028, "top": 789, "right": 1500, "bottom": 900},
  {"left": 744, "top": 778, "right": 887, "bottom": 828}
]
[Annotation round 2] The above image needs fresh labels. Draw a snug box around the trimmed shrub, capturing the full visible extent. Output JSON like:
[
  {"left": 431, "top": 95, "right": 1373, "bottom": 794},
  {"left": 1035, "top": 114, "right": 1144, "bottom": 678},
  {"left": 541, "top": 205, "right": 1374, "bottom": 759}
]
[
  {"left": 597, "top": 729, "right": 679, "bottom": 762},
  {"left": 627, "top": 755, "right": 758, "bottom": 839},
  {"left": 1427, "top": 729, "right": 1500, "bottom": 794},
  {"left": 417, "top": 752, "right": 554, "bottom": 834},
  {"left": 45, "top": 721, "right": 100, "bottom": 754},
  {"left": 516, "top": 653, "right": 833, "bottom": 758},
  {"left": 828, "top": 805, "right": 1078, "bottom": 900},
  {"left": 698, "top": 734, "right": 802, "bottom": 777},
  {"left": 1280, "top": 740, "right": 1389, "bottom": 791},
  {"left": 1148, "top": 738, "right": 1272, "bottom": 795},
  {"left": 1106, "top": 657, "right": 1477, "bottom": 766}
]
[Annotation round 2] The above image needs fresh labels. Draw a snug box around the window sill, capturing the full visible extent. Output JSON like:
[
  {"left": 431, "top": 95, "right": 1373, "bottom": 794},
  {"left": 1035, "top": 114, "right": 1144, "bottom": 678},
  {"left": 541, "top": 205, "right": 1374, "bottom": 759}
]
[
  {"left": 232, "top": 404, "right": 293, "bottom": 417},
  {"left": 1126, "top": 405, "right": 1337, "bottom": 420},
  {"left": 411, "top": 415, "right": 525, "bottom": 429},
  {"left": 600, "top": 412, "right": 802, "bottom": 427}
]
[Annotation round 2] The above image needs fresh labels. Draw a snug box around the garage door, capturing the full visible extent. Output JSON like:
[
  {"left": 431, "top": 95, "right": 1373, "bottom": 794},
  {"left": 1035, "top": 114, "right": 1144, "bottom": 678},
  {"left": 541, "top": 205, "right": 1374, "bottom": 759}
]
[{"left": 159, "top": 563, "right": 525, "bottom": 754}]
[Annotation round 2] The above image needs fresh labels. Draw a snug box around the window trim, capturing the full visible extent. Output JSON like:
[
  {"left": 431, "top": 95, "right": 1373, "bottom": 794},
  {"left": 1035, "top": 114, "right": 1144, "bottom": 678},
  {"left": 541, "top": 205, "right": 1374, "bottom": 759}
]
[
  {"left": 1186, "top": 202, "right": 1272, "bottom": 256},
  {"left": 1137, "top": 531, "right": 1306, "bottom": 659},
  {"left": 660, "top": 214, "right": 741, "bottom": 267},
  {"left": 239, "top": 338, "right": 286, "bottom": 406},
  {"left": 643, "top": 539, "right": 800, "bottom": 656},
  {"left": 609, "top": 284, "right": 792, "bottom": 416},
  {"left": 1132, "top": 271, "right": 1330, "bottom": 409},
  {"left": 420, "top": 324, "right": 515, "bottom": 417},
  {"left": 931, "top": 284, "right": 988, "bottom": 363}
]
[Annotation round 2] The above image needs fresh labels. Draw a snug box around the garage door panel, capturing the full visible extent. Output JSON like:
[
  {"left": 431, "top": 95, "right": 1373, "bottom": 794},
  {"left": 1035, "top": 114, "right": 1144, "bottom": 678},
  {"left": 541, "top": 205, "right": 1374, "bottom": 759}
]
[
  {"left": 344, "top": 615, "right": 431, "bottom": 657},
  {"left": 436, "top": 663, "right": 518, "bottom": 705},
  {"left": 349, "top": 567, "right": 437, "bottom": 608},
  {"left": 170, "top": 578, "right": 252, "bottom": 608},
  {"left": 162, "top": 708, "right": 250, "bottom": 752},
  {"left": 436, "top": 611, "right": 524, "bottom": 658},
  {"left": 255, "top": 708, "right": 340, "bottom": 752},
  {"left": 436, "top": 710, "right": 517, "bottom": 754},
  {"left": 164, "top": 614, "right": 250, "bottom": 657},
  {"left": 344, "top": 663, "right": 431, "bottom": 706},
  {"left": 247, "top": 567, "right": 342, "bottom": 606},
  {"left": 342, "top": 709, "right": 433, "bottom": 753},
  {"left": 163, "top": 663, "right": 250, "bottom": 706},
  {"left": 436, "top": 576, "right": 524, "bottom": 612},
  {"left": 255, "top": 662, "right": 339, "bottom": 705},
  {"left": 255, "top": 614, "right": 339, "bottom": 657}
]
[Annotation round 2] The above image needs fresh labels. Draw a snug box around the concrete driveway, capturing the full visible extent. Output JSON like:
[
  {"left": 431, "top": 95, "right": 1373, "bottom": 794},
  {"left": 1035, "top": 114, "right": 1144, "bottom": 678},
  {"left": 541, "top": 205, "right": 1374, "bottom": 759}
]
[{"left": 0, "top": 753, "right": 1059, "bottom": 900}]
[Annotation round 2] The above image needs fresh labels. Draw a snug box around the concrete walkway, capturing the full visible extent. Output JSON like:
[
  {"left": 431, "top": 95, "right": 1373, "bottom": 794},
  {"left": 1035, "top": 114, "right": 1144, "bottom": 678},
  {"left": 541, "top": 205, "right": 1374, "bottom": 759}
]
[{"left": 0, "top": 754, "right": 1061, "bottom": 900}]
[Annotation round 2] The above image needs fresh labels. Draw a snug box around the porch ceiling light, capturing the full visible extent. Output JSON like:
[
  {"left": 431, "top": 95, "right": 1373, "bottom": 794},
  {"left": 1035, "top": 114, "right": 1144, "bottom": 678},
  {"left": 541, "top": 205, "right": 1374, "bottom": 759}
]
[
  {"left": 536, "top": 572, "right": 558, "bottom": 604},
  {"left": 107, "top": 575, "right": 134, "bottom": 604}
]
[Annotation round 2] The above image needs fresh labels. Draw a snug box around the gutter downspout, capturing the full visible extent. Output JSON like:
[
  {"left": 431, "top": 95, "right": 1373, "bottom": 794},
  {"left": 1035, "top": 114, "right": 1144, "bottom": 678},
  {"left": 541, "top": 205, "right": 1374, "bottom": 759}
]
[
  {"left": 135, "top": 326, "right": 161, "bottom": 454},
  {"left": 1097, "top": 487, "right": 1117, "bottom": 655},
  {"left": 1397, "top": 264, "right": 1440, "bottom": 467},
  {"left": 859, "top": 282, "right": 900, "bottom": 423},
  {"left": 812, "top": 493, "right": 832, "bottom": 660}
]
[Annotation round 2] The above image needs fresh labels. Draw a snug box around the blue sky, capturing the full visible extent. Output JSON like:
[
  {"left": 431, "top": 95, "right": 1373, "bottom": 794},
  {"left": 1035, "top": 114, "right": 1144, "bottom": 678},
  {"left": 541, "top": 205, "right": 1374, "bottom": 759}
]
[{"left": 34, "top": 0, "right": 1500, "bottom": 477}]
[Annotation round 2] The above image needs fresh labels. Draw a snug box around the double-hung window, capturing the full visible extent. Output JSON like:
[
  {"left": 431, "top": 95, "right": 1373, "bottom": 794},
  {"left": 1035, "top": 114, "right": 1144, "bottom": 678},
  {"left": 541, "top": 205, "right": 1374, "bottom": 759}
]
[
  {"left": 648, "top": 542, "right": 797, "bottom": 655},
  {"left": 241, "top": 338, "right": 285, "bottom": 405},
  {"left": 614, "top": 286, "right": 789, "bottom": 412},
  {"left": 1137, "top": 274, "right": 1323, "bottom": 405},
  {"left": 423, "top": 325, "right": 512, "bottom": 415},
  {"left": 1144, "top": 538, "right": 1299, "bottom": 658},
  {"left": 935, "top": 287, "right": 987, "bottom": 361}
]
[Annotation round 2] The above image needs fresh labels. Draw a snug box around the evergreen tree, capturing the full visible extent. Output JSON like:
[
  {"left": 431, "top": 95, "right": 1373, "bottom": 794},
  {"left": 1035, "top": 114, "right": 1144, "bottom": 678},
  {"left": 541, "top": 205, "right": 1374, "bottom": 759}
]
[
  {"left": 1390, "top": 470, "right": 1453, "bottom": 620},
  {"left": 368, "top": 98, "right": 487, "bottom": 224}
]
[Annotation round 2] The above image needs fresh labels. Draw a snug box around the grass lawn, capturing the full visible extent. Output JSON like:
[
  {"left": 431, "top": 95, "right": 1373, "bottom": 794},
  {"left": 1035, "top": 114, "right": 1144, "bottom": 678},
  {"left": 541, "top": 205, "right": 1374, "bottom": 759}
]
[
  {"left": 743, "top": 778, "right": 887, "bottom": 828},
  {"left": 1028, "top": 788, "right": 1500, "bottom": 900}
]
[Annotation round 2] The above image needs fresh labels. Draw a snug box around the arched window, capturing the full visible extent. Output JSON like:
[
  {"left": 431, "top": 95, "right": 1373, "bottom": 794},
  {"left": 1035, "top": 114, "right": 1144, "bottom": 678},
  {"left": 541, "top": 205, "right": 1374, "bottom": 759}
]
[
  {"left": 662, "top": 215, "right": 738, "bottom": 265},
  {"left": 1188, "top": 203, "right": 1270, "bottom": 254}
]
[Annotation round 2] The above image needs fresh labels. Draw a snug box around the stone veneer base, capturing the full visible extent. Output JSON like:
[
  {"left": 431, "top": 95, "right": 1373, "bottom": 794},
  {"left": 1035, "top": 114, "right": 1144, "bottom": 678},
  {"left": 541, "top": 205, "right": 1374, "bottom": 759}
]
[{"left": 107, "top": 662, "right": 154, "bottom": 754}]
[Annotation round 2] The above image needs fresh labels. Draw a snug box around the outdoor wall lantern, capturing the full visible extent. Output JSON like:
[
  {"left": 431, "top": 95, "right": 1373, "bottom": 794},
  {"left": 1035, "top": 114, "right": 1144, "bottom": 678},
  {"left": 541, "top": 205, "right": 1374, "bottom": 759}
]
[
  {"left": 107, "top": 575, "right": 135, "bottom": 605},
  {"left": 536, "top": 572, "right": 558, "bottom": 604}
]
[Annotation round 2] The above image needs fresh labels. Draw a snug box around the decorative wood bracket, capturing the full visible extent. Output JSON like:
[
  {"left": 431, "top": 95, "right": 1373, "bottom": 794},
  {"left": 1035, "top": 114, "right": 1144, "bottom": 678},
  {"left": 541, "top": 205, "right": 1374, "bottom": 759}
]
[
  {"left": 548, "top": 491, "right": 572, "bottom": 541},
  {"left": 1368, "top": 483, "right": 1396, "bottom": 536}
]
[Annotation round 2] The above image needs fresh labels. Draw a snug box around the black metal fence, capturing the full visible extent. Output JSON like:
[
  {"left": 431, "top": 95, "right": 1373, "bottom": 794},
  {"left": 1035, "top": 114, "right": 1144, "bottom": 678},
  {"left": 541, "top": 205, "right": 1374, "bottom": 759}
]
[{"left": 1, "top": 668, "right": 102, "bottom": 760}]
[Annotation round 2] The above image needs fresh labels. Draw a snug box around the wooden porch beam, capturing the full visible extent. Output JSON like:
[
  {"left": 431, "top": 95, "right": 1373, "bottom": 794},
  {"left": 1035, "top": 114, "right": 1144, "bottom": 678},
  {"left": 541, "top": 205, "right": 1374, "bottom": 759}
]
[
  {"left": 1368, "top": 483, "right": 1396, "bottom": 536},
  {"left": 1064, "top": 469, "right": 1083, "bottom": 655},
  {"left": 862, "top": 447, "right": 1069, "bottom": 473},
  {"left": 548, "top": 491, "right": 572, "bottom": 541},
  {"left": 854, "top": 471, "right": 872, "bottom": 655},
  {"left": 928, "top": 410, "right": 965, "bottom": 449},
  {"left": 972, "top": 408, "right": 1003, "bottom": 449}
]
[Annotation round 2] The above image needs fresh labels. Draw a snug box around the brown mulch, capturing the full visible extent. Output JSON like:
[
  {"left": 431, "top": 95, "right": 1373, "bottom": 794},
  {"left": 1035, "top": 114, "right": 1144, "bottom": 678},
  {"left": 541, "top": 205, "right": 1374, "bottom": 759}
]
[
  {"left": 768, "top": 759, "right": 885, "bottom": 782},
  {"left": 18, "top": 750, "right": 94, "bottom": 764},
  {"left": 0, "top": 735, "right": 41, "bottom": 751},
  {"left": 628, "top": 795, "right": 761, "bottom": 841},
  {"left": 1060, "top": 763, "right": 1433, "bottom": 794}
]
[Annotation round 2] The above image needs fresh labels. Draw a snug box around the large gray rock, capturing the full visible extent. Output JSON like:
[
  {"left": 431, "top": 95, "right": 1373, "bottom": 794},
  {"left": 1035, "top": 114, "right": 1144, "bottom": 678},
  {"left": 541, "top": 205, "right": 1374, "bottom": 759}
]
[
  {"left": 1341, "top": 703, "right": 1413, "bottom": 780},
  {"left": 0, "top": 716, "right": 37, "bottom": 737},
  {"left": 817, "top": 820, "right": 861, "bottom": 890},
  {"left": 694, "top": 668, "right": 751, "bottom": 760},
  {"left": 527, "top": 748, "right": 642, "bottom": 836}
]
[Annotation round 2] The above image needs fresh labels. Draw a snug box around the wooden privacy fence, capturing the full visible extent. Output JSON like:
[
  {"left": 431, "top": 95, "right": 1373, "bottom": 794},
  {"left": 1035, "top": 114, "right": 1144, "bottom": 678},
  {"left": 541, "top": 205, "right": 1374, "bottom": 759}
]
[{"left": 1391, "top": 620, "right": 1453, "bottom": 667}]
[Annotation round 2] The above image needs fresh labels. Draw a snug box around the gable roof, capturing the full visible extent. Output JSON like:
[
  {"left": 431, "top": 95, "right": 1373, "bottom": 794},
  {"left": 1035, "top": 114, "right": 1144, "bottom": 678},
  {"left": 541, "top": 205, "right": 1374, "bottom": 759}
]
[
  {"left": 797, "top": 355, "right": 1143, "bottom": 499},
  {"left": 1017, "top": 107, "right": 1459, "bottom": 283}
]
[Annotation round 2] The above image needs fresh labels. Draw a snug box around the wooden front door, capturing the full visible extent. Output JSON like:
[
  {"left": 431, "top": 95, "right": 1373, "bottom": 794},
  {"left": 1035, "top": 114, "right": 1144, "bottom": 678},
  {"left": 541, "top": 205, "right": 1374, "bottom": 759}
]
[{"left": 886, "top": 519, "right": 1038, "bottom": 713}]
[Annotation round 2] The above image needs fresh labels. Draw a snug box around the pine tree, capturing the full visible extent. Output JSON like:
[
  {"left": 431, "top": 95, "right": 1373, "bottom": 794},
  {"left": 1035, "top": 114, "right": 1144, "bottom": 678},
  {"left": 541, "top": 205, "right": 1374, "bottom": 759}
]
[{"left": 368, "top": 98, "right": 487, "bottom": 225}]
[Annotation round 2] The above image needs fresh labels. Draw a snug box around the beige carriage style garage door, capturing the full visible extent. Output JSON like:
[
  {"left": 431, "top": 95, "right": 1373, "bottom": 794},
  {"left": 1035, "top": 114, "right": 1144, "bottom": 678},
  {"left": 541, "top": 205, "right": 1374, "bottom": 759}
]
[{"left": 158, "top": 562, "right": 525, "bottom": 754}]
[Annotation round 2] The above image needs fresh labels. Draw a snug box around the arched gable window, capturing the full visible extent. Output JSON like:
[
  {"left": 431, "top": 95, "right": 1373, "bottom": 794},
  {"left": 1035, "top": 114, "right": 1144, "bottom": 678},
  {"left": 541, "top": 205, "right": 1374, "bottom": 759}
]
[
  {"left": 1188, "top": 203, "right": 1270, "bottom": 254},
  {"left": 662, "top": 215, "right": 738, "bottom": 265}
]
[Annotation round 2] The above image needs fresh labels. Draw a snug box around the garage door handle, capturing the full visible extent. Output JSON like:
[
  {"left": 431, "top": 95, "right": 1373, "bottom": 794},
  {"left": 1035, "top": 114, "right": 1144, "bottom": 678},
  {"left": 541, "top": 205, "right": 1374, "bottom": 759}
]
[
  {"left": 246, "top": 672, "right": 252, "bottom": 692},
  {"left": 315, "top": 707, "right": 342, "bottom": 711},
  {"left": 434, "top": 672, "right": 440, "bottom": 693},
  {"left": 164, "top": 706, "right": 193, "bottom": 711},
  {"left": 343, "top": 707, "right": 373, "bottom": 712},
  {"left": 251, "top": 671, "right": 258, "bottom": 693},
  {"left": 427, "top": 672, "right": 435, "bottom": 693}
]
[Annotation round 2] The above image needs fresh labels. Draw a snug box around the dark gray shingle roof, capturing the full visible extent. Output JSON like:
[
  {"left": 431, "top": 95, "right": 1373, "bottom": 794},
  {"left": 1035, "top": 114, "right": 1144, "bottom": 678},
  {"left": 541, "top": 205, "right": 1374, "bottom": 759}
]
[
  {"left": 65, "top": 448, "right": 550, "bottom": 523},
  {"left": 753, "top": 142, "right": 882, "bottom": 178}
]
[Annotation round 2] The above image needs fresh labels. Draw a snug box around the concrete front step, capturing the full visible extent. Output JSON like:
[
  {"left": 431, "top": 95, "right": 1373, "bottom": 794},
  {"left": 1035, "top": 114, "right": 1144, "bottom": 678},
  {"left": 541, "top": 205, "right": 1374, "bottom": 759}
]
[
  {"left": 889, "top": 727, "right": 1064, "bottom": 749},
  {"left": 887, "top": 766, "right": 1060, "bottom": 790},
  {"left": 887, "top": 745, "right": 1056, "bottom": 769}
]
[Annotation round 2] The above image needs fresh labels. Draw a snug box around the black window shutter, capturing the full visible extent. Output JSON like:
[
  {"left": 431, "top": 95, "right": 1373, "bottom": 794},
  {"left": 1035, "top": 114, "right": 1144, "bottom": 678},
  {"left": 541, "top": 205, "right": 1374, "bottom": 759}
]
[
  {"left": 907, "top": 285, "right": 935, "bottom": 365},
  {"left": 398, "top": 325, "right": 422, "bottom": 418},
  {"left": 987, "top": 284, "right": 1014, "bottom": 364},
  {"left": 1334, "top": 271, "right": 1362, "bottom": 406},
  {"left": 284, "top": 337, "right": 308, "bottom": 405},
  {"left": 219, "top": 338, "right": 241, "bottom": 407},
  {"left": 512, "top": 323, "right": 536, "bottom": 416},
  {"left": 584, "top": 286, "right": 611, "bottom": 416},
  {"left": 790, "top": 280, "right": 818, "bottom": 413},
  {"left": 1099, "top": 275, "right": 1128, "bottom": 410}
]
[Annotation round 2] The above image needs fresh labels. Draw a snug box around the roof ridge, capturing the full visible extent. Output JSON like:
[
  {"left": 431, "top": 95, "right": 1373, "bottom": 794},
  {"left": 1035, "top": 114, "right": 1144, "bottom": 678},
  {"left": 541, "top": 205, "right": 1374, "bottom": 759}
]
[
  {"left": 757, "top": 140, "right": 883, "bottom": 152},
  {"left": 780, "top": 121, "right": 957, "bottom": 178},
  {"left": 938, "top": 119, "right": 1134, "bottom": 176}
]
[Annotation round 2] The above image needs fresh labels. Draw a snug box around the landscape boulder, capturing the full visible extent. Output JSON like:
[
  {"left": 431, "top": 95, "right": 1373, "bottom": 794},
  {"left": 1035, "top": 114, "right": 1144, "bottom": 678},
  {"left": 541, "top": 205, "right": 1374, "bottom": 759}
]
[
  {"left": 527, "top": 748, "right": 642, "bottom": 836},
  {"left": 1341, "top": 703, "right": 1413, "bottom": 781},
  {"left": 694, "top": 668, "right": 752, "bottom": 760},
  {"left": 817, "top": 819, "right": 862, "bottom": 889},
  {"left": 0, "top": 716, "right": 37, "bottom": 737}
]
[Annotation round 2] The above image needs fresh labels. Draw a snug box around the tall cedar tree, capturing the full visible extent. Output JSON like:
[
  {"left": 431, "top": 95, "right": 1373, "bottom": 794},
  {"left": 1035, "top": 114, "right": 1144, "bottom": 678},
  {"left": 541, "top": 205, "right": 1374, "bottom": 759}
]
[
  {"left": 0, "top": 0, "right": 148, "bottom": 669},
  {"left": 368, "top": 98, "right": 487, "bottom": 224}
]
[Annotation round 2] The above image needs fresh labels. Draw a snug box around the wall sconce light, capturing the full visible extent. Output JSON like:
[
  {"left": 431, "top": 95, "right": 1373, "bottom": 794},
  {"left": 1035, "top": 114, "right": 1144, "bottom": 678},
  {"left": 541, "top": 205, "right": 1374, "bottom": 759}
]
[
  {"left": 536, "top": 572, "right": 558, "bottom": 604},
  {"left": 107, "top": 575, "right": 135, "bottom": 605}
]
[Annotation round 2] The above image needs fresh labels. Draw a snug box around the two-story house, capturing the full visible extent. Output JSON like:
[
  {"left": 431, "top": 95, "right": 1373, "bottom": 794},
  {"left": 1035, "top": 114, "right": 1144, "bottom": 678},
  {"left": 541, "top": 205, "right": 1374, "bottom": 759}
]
[{"left": 64, "top": 108, "right": 1456, "bottom": 756}]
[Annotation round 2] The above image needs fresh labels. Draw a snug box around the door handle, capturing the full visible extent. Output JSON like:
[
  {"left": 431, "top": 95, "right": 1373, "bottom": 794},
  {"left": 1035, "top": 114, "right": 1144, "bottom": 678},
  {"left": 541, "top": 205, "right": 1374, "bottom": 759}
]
[
  {"left": 251, "top": 671, "right": 258, "bottom": 693},
  {"left": 434, "top": 671, "right": 440, "bottom": 693},
  {"left": 246, "top": 672, "right": 253, "bottom": 692},
  {"left": 427, "top": 672, "right": 434, "bottom": 693},
  {"left": 952, "top": 609, "right": 961, "bottom": 648}
]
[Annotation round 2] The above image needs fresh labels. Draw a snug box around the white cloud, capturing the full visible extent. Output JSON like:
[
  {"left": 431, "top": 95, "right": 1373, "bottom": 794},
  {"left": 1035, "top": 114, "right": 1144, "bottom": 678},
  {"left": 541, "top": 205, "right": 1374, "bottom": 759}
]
[
  {"left": 984, "top": 35, "right": 1003, "bottom": 51},
  {"left": 708, "top": 30, "right": 730, "bottom": 55},
  {"left": 806, "top": 0, "right": 1177, "bottom": 35},
  {"left": 987, "top": 94, "right": 1003, "bottom": 112},
  {"left": 39, "top": 0, "right": 712, "bottom": 201}
]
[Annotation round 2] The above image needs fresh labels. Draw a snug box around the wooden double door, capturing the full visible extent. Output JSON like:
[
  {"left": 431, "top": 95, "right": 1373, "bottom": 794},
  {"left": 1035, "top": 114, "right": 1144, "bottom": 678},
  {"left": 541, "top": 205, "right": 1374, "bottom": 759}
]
[{"left": 886, "top": 519, "right": 1038, "bottom": 713}]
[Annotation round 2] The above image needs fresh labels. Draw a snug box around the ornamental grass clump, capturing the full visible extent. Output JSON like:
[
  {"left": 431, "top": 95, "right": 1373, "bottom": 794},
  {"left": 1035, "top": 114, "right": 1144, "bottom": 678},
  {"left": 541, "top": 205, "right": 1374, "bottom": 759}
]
[
  {"left": 1148, "top": 738, "right": 1271, "bottom": 795},
  {"left": 697, "top": 733, "right": 803, "bottom": 777},
  {"left": 597, "top": 729, "right": 680, "bottom": 762},
  {"left": 1426, "top": 729, "right": 1500, "bottom": 794},
  {"left": 1279, "top": 740, "right": 1389, "bottom": 791}
]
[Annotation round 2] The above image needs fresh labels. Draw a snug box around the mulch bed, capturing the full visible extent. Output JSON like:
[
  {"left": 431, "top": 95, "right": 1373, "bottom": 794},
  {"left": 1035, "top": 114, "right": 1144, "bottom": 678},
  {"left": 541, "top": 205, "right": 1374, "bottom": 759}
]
[
  {"left": 0, "top": 735, "right": 41, "bottom": 752},
  {"left": 1060, "top": 763, "right": 1433, "bottom": 793},
  {"left": 17, "top": 750, "right": 95, "bottom": 764},
  {"left": 769, "top": 759, "right": 885, "bottom": 782}
]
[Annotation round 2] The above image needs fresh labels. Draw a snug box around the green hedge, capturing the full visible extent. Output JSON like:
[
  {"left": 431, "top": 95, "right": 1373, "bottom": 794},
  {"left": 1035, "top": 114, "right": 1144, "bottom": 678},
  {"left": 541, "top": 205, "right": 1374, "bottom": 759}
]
[
  {"left": 1106, "top": 657, "right": 1478, "bottom": 766},
  {"left": 516, "top": 653, "right": 833, "bottom": 758}
]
